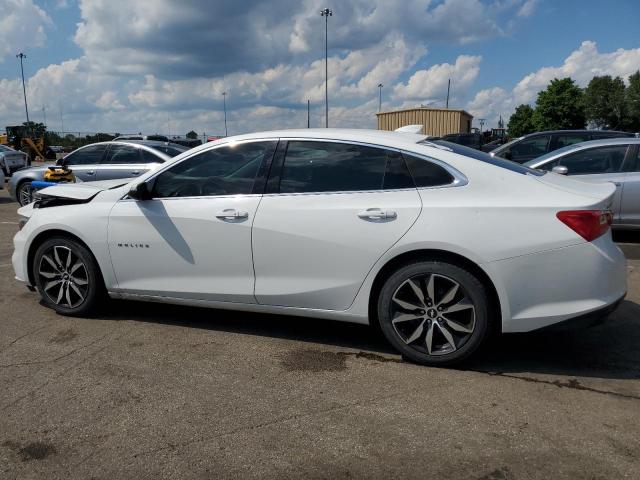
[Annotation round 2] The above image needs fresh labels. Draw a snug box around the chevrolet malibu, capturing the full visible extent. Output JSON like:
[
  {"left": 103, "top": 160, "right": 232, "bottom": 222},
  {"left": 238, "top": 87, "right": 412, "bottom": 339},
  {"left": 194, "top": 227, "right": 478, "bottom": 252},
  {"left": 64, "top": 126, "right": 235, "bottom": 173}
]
[{"left": 12, "top": 129, "right": 627, "bottom": 366}]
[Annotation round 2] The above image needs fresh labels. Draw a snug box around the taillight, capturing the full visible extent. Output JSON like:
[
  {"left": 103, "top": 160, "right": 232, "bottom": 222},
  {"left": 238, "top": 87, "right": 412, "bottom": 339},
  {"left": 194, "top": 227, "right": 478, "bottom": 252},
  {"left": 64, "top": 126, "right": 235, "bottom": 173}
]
[{"left": 556, "top": 210, "right": 612, "bottom": 242}]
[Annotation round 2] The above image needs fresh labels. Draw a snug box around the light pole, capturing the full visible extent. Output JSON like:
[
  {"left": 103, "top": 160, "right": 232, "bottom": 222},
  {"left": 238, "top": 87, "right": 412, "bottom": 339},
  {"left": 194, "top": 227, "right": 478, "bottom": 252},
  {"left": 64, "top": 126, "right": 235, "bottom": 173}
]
[
  {"left": 479, "top": 118, "right": 485, "bottom": 133},
  {"left": 222, "top": 91, "right": 228, "bottom": 136},
  {"left": 16, "top": 52, "right": 30, "bottom": 124},
  {"left": 42, "top": 105, "right": 47, "bottom": 128},
  {"left": 320, "top": 8, "right": 332, "bottom": 128},
  {"left": 377, "top": 83, "right": 383, "bottom": 112}
]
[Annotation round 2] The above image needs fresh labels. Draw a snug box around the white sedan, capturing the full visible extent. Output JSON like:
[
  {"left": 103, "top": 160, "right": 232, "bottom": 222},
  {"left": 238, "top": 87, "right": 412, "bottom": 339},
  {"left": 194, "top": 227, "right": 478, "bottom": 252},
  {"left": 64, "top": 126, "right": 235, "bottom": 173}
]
[{"left": 12, "top": 129, "right": 626, "bottom": 365}]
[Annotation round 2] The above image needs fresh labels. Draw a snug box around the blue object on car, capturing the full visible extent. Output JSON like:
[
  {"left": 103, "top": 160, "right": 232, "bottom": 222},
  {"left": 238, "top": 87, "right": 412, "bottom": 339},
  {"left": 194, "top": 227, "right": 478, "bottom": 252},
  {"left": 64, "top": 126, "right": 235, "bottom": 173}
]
[{"left": 31, "top": 181, "right": 59, "bottom": 190}]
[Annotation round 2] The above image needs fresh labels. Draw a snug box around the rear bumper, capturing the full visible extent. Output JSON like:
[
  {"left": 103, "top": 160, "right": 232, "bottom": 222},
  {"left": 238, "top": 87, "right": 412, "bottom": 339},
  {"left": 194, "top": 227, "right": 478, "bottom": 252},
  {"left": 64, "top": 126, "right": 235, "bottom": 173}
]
[
  {"left": 538, "top": 294, "right": 625, "bottom": 331},
  {"left": 486, "top": 233, "right": 627, "bottom": 333}
]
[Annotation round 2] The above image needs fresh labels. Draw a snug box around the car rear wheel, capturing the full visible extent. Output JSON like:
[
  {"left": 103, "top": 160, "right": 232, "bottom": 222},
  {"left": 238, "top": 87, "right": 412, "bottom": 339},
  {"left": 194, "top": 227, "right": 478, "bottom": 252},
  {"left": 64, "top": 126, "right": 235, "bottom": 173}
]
[
  {"left": 33, "top": 237, "right": 105, "bottom": 316},
  {"left": 377, "top": 261, "right": 490, "bottom": 366},
  {"left": 17, "top": 181, "right": 34, "bottom": 206}
]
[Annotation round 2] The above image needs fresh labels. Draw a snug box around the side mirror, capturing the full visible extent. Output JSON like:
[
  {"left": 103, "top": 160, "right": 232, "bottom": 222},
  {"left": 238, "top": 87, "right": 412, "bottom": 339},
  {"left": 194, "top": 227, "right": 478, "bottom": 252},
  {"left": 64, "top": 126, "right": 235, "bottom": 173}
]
[
  {"left": 128, "top": 181, "right": 153, "bottom": 201},
  {"left": 552, "top": 165, "right": 568, "bottom": 175}
]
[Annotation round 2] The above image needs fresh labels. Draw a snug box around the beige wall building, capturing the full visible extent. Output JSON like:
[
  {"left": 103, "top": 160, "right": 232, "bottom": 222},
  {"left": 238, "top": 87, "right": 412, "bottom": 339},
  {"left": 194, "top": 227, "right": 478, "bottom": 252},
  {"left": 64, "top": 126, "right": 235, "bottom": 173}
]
[{"left": 376, "top": 107, "right": 474, "bottom": 136}]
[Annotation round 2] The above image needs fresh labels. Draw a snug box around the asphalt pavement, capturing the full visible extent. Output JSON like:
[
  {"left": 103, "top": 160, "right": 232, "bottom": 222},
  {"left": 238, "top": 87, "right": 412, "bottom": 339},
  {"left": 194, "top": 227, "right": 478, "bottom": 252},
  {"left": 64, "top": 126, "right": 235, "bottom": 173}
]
[{"left": 0, "top": 186, "right": 639, "bottom": 479}]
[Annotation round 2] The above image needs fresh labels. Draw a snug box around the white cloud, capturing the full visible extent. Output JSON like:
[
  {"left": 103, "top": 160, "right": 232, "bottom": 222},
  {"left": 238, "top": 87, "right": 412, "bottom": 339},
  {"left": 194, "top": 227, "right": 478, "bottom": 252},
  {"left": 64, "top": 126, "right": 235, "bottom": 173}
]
[
  {"left": 517, "top": 0, "right": 538, "bottom": 17},
  {"left": 393, "top": 55, "right": 482, "bottom": 103},
  {"left": 466, "top": 41, "right": 640, "bottom": 128},
  {"left": 0, "top": 0, "right": 51, "bottom": 61}
]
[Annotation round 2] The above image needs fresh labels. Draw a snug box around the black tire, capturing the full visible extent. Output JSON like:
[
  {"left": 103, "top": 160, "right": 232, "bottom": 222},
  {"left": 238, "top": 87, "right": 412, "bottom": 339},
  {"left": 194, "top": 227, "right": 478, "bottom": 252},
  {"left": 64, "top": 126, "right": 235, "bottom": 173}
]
[
  {"left": 377, "top": 260, "right": 490, "bottom": 366},
  {"left": 16, "top": 180, "right": 34, "bottom": 206},
  {"left": 32, "top": 236, "right": 105, "bottom": 316}
]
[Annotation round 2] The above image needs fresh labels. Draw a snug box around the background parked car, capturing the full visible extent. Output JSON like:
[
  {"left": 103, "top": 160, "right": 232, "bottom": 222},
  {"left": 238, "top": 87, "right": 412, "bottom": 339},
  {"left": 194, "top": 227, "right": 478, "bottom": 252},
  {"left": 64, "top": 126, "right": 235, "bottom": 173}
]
[
  {"left": 8, "top": 140, "right": 187, "bottom": 206},
  {"left": 491, "top": 130, "right": 635, "bottom": 163},
  {"left": 480, "top": 138, "right": 506, "bottom": 152},
  {"left": 115, "top": 134, "right": 170, "bottom": 142},
  {"left": 0, "top": 144, "right": 29, "bottom": 175},
  {"left": 438, "top": 132, "right": 484, "bottom": 150},
  {"left": 525, "top": 138, "right": 640, "bottom": 229}
]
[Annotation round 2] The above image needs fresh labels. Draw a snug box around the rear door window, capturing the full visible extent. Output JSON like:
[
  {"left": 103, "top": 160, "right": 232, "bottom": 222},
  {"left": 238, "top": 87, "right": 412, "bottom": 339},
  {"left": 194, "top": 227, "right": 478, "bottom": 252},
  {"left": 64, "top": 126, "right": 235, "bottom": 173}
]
[
  {"left": 279, "top": 141, "right": 389, "bottom": 193},
  {"left": 552, "top": 133, "right": 589, "bottom": 149},
  {"left": 103, "top": 144, "right": 141, "bottom": 164},
  {"left": 64, "top": 144, "right": 108, "bottom": 165}
]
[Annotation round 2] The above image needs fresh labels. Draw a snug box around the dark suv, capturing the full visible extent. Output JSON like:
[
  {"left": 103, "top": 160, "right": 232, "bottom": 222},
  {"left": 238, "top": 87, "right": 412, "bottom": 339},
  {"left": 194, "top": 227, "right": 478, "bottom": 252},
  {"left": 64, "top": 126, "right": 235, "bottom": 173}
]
[{"left": 490, "top": 130, "right": 635, "bottom": 164}]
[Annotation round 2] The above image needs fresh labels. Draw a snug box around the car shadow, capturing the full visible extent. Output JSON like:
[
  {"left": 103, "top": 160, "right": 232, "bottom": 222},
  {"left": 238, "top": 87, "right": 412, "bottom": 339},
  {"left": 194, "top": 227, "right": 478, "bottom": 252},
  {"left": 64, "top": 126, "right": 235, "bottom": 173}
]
[
  {"left": 97, "top": 298, "right": 640, "bottom": 380},
  {"left": 0, "top": 196, "right": 15, "bottom": 204}
]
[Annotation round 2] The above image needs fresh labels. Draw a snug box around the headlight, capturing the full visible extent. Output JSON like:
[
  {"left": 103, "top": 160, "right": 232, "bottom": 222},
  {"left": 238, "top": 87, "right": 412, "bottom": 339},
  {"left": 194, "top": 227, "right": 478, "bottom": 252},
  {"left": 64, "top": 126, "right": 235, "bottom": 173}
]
[{"left": 18, "top": 215, "right": 30, "bottom": 230}]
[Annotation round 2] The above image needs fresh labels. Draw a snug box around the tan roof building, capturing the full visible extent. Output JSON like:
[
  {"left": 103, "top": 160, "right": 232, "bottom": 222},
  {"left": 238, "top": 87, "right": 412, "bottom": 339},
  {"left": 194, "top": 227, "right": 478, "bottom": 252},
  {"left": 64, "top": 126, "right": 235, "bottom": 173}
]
[{"left": 376, "top": 107, "right": 474, "bottom": 137}]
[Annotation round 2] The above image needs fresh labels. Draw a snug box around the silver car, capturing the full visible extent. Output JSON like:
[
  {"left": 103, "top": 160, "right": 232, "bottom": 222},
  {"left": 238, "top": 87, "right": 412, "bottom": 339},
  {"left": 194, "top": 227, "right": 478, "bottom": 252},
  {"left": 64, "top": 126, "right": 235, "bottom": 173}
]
[
  {"left": 0, "top": 145, "right": 29, "bottom": 175},
  {"left": 525, "top": 138, "right": 640, "bottom": 229},
  {"left": 8, "top": 140, "right": 188, "bottom": 206}
]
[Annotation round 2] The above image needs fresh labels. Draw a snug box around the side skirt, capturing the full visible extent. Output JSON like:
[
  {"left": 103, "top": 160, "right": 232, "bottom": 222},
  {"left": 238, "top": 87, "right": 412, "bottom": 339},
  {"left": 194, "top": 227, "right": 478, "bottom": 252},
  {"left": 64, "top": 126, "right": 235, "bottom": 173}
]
[{"left": 107, "top": 291, "right": 370, "bottom": 325}]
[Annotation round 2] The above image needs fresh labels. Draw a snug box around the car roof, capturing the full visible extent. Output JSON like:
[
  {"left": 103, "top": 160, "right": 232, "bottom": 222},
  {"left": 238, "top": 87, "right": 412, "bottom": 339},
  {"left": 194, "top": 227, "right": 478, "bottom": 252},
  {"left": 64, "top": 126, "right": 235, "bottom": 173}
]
[
  {"left": 206, "top": 128, "right": 428, "bottom": 150},
  {"left": 525, "top": 137, "right": 640, "bottom": 167},
  {"left": 521, "top": 129, "right": 632, "bottom": 136}
]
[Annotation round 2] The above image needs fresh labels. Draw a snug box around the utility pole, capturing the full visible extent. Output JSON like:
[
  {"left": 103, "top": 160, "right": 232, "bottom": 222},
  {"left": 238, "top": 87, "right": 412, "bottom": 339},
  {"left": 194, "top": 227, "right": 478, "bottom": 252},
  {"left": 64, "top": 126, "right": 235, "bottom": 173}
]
[
  {"left": 320, "top": 8, "right": 332, "bottom": 128},
  {"left": 59, "top": 101, "right": 64, "bottom": 133},
  {"left": 222, "top": 91, "right": 228, "bottom": 136},
  {"left": 42, "top": 105, "right": 47, "bottom": 128},
  {"left": 377, "top": 83, "right": 383, "bottom": 112},
  {"left": 479, "top": 118, "right": 486, "bottom": 133},
  {"left": 446, "top": 78, "right": 451, "bottom": 109},
  {"left": 307, "top": 99, "right": 310, "bottom": 128},
  {"left": 16, "top": 52, "right": 30, "bottom": 124}
]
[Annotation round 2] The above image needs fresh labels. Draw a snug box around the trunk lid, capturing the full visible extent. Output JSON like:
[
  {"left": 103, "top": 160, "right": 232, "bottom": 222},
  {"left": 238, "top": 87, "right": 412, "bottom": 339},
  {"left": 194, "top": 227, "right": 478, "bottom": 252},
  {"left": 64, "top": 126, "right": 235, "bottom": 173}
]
[{"left": 534, "top": 172, "right": 616, "bottom": 204}]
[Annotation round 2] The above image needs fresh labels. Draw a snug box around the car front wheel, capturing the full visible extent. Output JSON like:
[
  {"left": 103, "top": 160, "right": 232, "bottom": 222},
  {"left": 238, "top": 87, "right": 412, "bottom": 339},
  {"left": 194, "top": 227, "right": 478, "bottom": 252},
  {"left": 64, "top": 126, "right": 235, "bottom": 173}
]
[
  {"left": 33, "top": 237, "right": 105, "bottom": 316},
  {"left": 377, "top": 260, "right": 490, "bottom": 366},
  {"left": 17, "top": 181, "right": 34, "bottom": 206}
]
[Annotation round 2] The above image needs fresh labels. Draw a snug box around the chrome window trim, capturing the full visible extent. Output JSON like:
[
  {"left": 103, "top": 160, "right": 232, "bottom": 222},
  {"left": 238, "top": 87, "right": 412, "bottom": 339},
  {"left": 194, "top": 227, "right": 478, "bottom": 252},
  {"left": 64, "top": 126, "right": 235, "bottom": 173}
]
[
  {"left": 127, "top": 136, "right": 468, "bottom": 200},
  {"left": 272, "top": 138, "right": 467, "bottom": 196}
]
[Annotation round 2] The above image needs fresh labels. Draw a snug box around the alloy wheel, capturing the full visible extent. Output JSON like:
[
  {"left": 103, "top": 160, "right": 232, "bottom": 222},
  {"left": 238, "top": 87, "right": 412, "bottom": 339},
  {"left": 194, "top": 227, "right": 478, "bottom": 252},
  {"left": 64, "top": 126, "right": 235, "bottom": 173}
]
[
  {"left": 37, "top": 245, "right": 89, "bottom": 308},
  {"left": 19, "top": 183, "right": 34, "bottom": 206},
  {"left": 390, "top": 273, "right": 476, "bottom": 356}
]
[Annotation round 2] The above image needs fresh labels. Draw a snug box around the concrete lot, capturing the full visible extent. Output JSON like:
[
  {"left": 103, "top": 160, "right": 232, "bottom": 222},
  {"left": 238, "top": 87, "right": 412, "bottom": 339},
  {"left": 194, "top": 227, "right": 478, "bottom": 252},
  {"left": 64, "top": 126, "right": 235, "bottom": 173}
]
[{"left": 0, "top": 186, "right": 638, "bottom": 479}]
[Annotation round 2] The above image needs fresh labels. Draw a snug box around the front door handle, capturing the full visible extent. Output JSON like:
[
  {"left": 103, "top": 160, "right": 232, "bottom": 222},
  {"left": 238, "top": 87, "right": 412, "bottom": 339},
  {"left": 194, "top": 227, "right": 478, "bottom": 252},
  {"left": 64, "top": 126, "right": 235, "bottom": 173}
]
[
  {"left": 216, "top": 209, "right": 249, "bottom": 220},
  {"left": 613, "top": 182, "right": 622, "bottom": 187},
  {"left": 358, "top": 208, "right": 397, "bottom": 220},
  {"left": 131, "top": 170, "right": 141, "bottom": 176},
  {"left": 85, "top": 170, "right": 95, "bottom": 176}
]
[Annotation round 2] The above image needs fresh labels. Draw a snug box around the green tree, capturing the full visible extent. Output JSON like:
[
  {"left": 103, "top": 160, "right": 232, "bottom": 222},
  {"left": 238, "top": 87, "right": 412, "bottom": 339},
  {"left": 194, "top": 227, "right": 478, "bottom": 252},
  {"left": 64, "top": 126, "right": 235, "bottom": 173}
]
[
  {"left": 626, "top": 70, "right": 640, "bottom": 131},
  {"left": 22, "top": 121, "right": 47, "bottom": 136},
  {"left": 507, "top": 104, "right": 536, "bottom": 137},
  {"left": 186, "top": 130, "right": 198, "bottom": 139},
  {"left": 584, "top": 75, "right": 627, "bottom": 129},
  {"left": 532, "top": 78, "right": 585, "bottom": 131}
]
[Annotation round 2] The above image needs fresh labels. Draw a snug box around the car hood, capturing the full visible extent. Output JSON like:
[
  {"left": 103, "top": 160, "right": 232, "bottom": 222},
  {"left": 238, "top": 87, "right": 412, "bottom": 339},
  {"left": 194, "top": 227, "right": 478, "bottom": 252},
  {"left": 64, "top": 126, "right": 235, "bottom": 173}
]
[
  {"left": 534, "top": 172, "right": 616, "bottom": 201},
  {"left": 37, "top": 179, "right": 130, "bottom": 201}
]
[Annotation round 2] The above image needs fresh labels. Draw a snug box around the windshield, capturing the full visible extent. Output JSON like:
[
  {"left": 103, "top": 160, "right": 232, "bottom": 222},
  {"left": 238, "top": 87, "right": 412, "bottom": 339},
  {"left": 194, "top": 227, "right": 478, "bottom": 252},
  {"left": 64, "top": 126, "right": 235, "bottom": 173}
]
[{"left": 422, "top": 140, "right": 545, "bottom": 176}]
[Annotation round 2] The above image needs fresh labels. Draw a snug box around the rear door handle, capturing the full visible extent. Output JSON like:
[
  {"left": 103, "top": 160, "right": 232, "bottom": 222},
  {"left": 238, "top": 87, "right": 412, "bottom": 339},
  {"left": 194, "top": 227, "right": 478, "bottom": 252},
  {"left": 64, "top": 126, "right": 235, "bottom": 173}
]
[
  {"left": 358, "top": 208, "right": 397, "bottom": 220},
  {"left": 131, "top": 170, "right": 141, "bottom": 176},
  {"left": 613, "top": 182, "right": 622, "bottom": 187},
  {"left": 216, "top": 209, "right": 249, "bottom": 220},
  {"left": 85, "top": 170, "right": 95, "bottom": 176}
]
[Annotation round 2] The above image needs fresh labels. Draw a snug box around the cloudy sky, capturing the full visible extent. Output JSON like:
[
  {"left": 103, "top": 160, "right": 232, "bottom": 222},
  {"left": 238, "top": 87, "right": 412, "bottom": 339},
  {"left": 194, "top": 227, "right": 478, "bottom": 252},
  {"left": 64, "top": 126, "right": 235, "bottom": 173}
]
[{"left": 0, "top": 0, "right": 639, "bottom": 137}]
